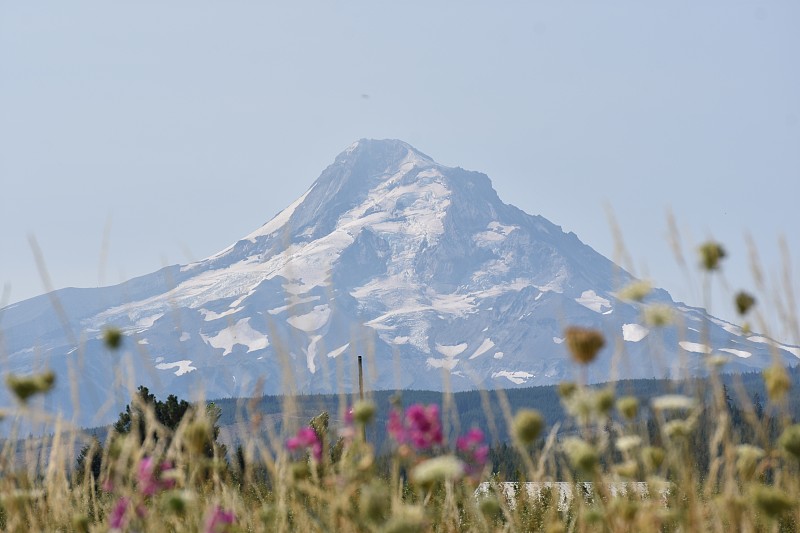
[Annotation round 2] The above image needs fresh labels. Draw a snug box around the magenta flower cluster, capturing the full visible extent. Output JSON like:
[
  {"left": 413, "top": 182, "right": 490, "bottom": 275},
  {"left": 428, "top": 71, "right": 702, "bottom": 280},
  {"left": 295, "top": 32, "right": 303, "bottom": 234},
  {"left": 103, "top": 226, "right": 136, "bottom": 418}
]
[
  {"left": 456, "top": 427, "right": 489, "bottom": 476},
  {"left": 109, "top": 456, "right": 177, "bottom": 530},
  {"left": 137, "top": 456, "right": 176, "bottom": 496},
  {"left": 204, "top": 506, "right": 236, "bottom": 533},
  {"left": 286, "top": 426, "right": 322, "bottom": 461},
  {"left": 388, "top": 403, "right": 443, "bottom": 450}
]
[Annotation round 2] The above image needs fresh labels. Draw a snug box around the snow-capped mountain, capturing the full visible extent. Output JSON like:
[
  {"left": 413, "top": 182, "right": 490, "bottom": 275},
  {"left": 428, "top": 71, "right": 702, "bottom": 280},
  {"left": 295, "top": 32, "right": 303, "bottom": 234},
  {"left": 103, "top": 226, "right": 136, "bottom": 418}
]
[{"left": 1, "top": 139, "right": 797, "bottom": 428}]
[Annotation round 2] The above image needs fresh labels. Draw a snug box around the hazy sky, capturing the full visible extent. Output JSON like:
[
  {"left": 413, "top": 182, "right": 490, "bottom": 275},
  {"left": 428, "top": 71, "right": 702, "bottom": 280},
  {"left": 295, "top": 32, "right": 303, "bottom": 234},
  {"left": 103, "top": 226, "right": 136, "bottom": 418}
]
[{"left": 1, "top": 2, "right": 798, "bottom": 329}]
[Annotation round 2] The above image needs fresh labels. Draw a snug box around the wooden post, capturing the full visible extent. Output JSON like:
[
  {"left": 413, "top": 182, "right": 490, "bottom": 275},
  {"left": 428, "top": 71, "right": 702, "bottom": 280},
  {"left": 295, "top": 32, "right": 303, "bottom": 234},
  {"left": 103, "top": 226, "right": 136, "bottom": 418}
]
[
  {"left": 358, "top": 355, "right": 364, "bottom": 400},
  {"left": 358, "top": 355, "right": 366, "bottom": 442}
]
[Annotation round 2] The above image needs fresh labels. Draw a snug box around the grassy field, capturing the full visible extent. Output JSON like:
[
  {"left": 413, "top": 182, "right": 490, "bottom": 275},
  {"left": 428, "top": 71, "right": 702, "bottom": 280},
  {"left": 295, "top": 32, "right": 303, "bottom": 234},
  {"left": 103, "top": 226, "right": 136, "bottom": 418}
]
[{"left": 1, "top": 240, "right": 799, "bottom": 532}]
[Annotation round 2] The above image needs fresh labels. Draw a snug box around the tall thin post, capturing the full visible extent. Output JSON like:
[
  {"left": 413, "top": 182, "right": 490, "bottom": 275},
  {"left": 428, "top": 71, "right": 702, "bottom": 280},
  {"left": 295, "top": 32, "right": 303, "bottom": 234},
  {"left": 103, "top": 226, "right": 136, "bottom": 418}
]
[
  {"left": 358, "top": 355, "right": 366, "bottom": 442},
  {"left": 358, "top": 355, "right": 364, "bottom": 400}
]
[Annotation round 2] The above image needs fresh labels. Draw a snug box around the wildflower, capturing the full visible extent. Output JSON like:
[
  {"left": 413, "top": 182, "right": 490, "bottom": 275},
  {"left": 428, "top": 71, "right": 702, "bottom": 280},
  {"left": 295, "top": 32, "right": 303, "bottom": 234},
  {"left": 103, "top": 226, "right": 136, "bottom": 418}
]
[
  {"left": 614, "top": 460, "right": 638, "bottom": 478},
  {"left": 137, "top": 456, "right": 176, "bottom": 496},
  {"left": 735, "top": 291, "right": 756, "bottom": 316},
  {"left": 184, "top": 419, "right": 213, "bottom": 454},
  {"left": 664, "top": 419, "right": 694, "bottom": 439},
  {"left": 5, "top": 370, "right": 56, "bottom": 402},
  {"left": 359, "top": 482, "right": 390, "bottom": 522},
  {"left": 478, "top": 496, "right": 502, "bottom": 520},
  {"left": 617, "top": 280, "right": 652, "bottom": 302},
  {"left": 204, "top": 506, "right": 235, "bottom": 533},
  {"left": 698, "top": 241, "right": 726, "bottom": 271},
  {"left": 456, "top": 428, "right": 489, "bottom": 477},
  {"left": 410, "top": 455, "right": 465, "bottom": 486},
  {"left": 286, "top": 426, "right": 322, "bottom": 461},
  {"left": 512, "top": 409, "right": 544, "bottom": 445},
  {"left": 109, "top": 497, "right": 129, "bottom": 530},
  {"left": 642, "top": 446, "right": 665, "bottom": 470},
  {"left": 562, "top": 437, "right": 598, "bottom": 472},
  {"left": 387, "top": 404, "right": 443, "bottom": 451},
  {"left": 382, "top": 506, "right": 425, "bottom": 533},
  {"left": 103, "top": 327, "right": 124, "bottom": 349},
  {"left": 72, "top": 514, "right": 89, "bottom": 533},
  {"left": 564, "top": 327, "right": 605, "bottom": 365},
  {"left": 651, "top": 394, "right": 695, "bottom": 412},
  {"left": 763, "top": 365, "right": 790, "bottom": 401},
  {"left": 644, "top": 304, "right": 673, "bottom": 327},
  {"left": 779, "top": 425, "right": 800, "bottom": 460},
  {"left": 352, "top": 400, "right": 376, "bottom": 425},
  {"left": 615, "top": 435, "right": 642, "bottom": 453},
  {"left": 595, "top": 387, "right": 615, "bottom": 414},
  {"left": 751, "top": 485, "right": 793, "bottom": 518},
  {"left": 616, "top": 396, "right": 639, "bottom": 419},
  {"left": 557, "top": 381, "right": 577, "bottom": 399},
  {"left": 736, "top": 445, "right": 765, "bottom": 478}
]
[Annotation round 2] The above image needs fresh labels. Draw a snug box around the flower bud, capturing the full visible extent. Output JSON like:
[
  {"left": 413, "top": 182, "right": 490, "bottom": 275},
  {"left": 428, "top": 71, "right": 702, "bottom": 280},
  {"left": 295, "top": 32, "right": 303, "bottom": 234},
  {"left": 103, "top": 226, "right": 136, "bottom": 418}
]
[
  {"left": 513, "top": 409, "right": 544, "bottom": 445},
  {"left": 353, "top": 400, "right": 376, "bottom": 425},
  {"left": 103, "top": 327, "right": 124, "bottom": 350},
  {"left": 779, "top": 425, "right": 800, "bottom": 460},
  {"left": 763, "top": 365, "right": 791, "bottom": 401},
  {"left": 616, "top": 396, "right": 639, "bottom": 419},
  {"left": 564, "top": 327, "right": 605, "bottom": 365},
  {"left": 698, "top": 241, "right": 726, "bottom": 271}
]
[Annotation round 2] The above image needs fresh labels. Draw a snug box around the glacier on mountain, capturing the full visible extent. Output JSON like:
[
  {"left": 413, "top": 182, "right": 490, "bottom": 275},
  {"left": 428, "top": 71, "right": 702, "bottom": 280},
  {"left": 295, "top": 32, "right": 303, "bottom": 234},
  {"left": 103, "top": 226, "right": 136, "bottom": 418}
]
[{"left": 1, "top": 139, "right": 797, "bottom": 428}]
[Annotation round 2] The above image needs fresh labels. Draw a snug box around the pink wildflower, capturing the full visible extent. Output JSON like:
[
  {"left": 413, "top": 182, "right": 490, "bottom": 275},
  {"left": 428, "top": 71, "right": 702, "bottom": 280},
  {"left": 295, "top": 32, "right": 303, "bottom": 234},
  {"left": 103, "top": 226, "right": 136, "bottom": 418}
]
[
  {"left": 137, "top": 456, "right": 176, "bottom": 496},
  {"left": 109, "top": 497, "right": 129, "bottom": 530},
  {"left": 456, "top": 428, "right": 489, "bottom": 477},
  {"left": 204, "top": 505, "right": 235, "bottom": 533},
  {"left": 286, "top": 426, "right": 322, "bottom": 461},
  {"left": 388, "top": 403, "right": 443, "bottom": 451}
]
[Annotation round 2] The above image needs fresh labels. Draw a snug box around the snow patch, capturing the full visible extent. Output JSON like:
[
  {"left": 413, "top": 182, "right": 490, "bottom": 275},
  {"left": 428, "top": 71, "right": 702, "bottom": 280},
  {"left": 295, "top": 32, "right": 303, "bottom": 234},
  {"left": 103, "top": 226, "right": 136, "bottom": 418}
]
[
  {"left": 136, "top": 313, "right": 163, "bottom": 329},
  {"left": 679, "top": 341, "right": 712, "bottom": 354},
  {"left": 305, "top": 335, "right": 323, "bottom": 373},
  {"left": 156, "top": 360, "right": 197, "bottom": 376},
  {"left": 179, "top": 332, "right": 191, "bottom": 342},
  {"left": 435, "top": 343, "right": 468, "bottom": 357},
  {"left": 426, "top": 357, "right": 458, "bottom": 370},
  {"left": 327, "top": 343, "right": 349, "bottom": 358},
  {"left": 493, "top": 352, "right": 504, "bottom": 359},
  {"left": 622, "top": 324, "right": 649, "bottom": 342},
  {"left": 200, "top": 307, "right": 241, "bottom": 321},
  {"left": 201, "top": 318, "right": 269, "bottom": 356},
  {"left": 747, "top": 336, "right": 800, "bottom": 358},
  {"left": 469, "top": 338, "right": 495, "bottom": 360},
  {"left": 267, "top": 296, "right": 320, "bottom": 315},
  {"left": 492, "top": 371, "right": 534, "bottom": 385},
  {"left": 553, "top": 337, "right": 564, "bottom": 344},
  {"left": 719, "top": 348, "right": 752, "bottom": 359},
  {"left": 287, "top": 305, "right": 331, "bottom": 332},
  {"left": 575, "top": 290, "right": 611, "bottom": 313}
]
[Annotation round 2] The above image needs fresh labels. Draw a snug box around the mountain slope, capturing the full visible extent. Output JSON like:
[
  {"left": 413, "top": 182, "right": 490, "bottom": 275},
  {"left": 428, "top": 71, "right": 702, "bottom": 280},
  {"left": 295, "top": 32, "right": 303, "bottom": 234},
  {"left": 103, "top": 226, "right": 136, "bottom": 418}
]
[{"left": 1, "top": 139, "right": 797, "bottom": 428}]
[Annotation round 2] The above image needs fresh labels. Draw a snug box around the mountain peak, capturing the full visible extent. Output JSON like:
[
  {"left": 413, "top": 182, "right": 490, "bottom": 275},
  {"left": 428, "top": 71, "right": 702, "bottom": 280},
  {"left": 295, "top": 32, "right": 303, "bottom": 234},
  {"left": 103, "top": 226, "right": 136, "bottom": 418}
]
[{"left": 338, "top": 139, "right": 435, "bottom": 166}]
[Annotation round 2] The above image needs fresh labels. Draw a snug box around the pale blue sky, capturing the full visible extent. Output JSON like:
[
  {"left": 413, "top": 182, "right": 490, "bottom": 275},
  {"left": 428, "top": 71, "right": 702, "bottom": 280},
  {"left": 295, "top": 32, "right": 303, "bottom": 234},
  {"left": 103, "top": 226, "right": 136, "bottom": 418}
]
[{"left": 1, "top": 2, "right": 798, "bottom": 329}]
